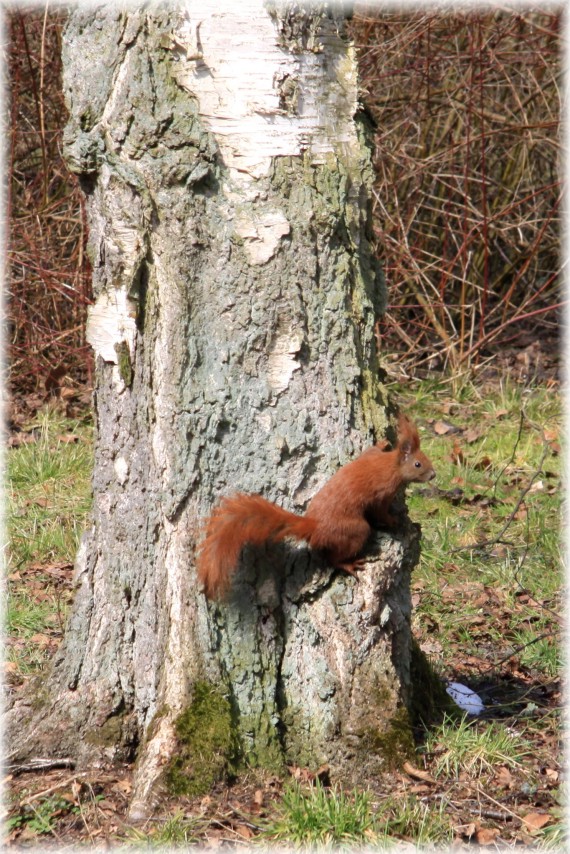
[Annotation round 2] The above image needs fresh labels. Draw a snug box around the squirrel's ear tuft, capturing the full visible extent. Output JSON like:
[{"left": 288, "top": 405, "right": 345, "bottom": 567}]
[{"left": 397, "top": 412, "right": 420, "bottom": 451}]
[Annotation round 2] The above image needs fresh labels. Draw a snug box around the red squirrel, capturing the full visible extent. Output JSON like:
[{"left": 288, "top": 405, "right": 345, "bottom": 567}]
[{"left": 197, "top": 414, "right": 435, "bottom": 599}]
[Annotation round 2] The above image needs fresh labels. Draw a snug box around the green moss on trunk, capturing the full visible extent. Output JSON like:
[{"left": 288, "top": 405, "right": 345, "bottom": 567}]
[
  {"left": 85, "top": 712, "right": 126, "bottom": 747},
  {"left": 165, "top": 682, "right": 240, "bottom": 797},
  {"left": 358, "top": 706, "right": 416, "bottom": 770}
]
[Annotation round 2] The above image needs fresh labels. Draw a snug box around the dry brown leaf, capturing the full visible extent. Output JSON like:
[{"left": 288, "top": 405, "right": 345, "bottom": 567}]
[
  {"left": 522, "top": 812, "right": 551, "bottom": 830},
  {"left": 434, "top": 420, "right": 455, "bottom": 435},
  {"left": 475, "top": 826, "right": 500, "bottom": 844},
  {"left": 33, "top": 497, "right": 50, "bottom": 508},
  {"left": 402, "top": 761, "right": 436, "bottom": 784},
  {"left": 462, "top": 654, "right": 487, "bottom": 667},
  {"left": 543, "top": 768, "right": 559, "bottom": 783},
  {"left": 29, "top": 633, "right": 52, "bottom": 647},
  {"left": 60, "top": 386, "right": 80, "bottom": 401},
  {"left": 490, "top": 544, "right": 508, "bottom": 557},
  {"left": 544, "top": 427, "right": 558, "bottom": 442},
  {"left": 17, "top": 826, "right": 39, "bottom": 843},
  {"left": 287, "top": 765, "right": 315, "bottom": 782},
  {"left": 8, "top": 433, "right": 37, "bottom": 447},
  {"left": 450, "top": 442, "right": 466, "bottom": 465},
  {"left": 456, "top": 821, "right": 477, "bottom": 838},
  {"left": 419, "top": 638, "right": 443, "bottom": 657},
  {"left": 473, "top": 455, "right": 492, "bottom": 471},
  {"left": 112, "top": 778, "right": 132, "bottom": 795},
  {"left": 441, "top": 562, "right": 461, "bottom": 573},
  {"left": 28, "top": 561, "right": 74, "bottom": 577},
  {"left": 407, "top": 783, "right": 432, "bottom": 794},
  {"left": 235, "top": 824, "right": 253, "bottom": 839},
  {"left": 495, "top": 766, "right": 515, "bottom": 788}
]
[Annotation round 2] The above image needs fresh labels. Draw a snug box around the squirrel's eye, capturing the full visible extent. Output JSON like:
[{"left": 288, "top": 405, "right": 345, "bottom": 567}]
[{"left": 414, "top": 460, "right": 422, "bottom": 468}]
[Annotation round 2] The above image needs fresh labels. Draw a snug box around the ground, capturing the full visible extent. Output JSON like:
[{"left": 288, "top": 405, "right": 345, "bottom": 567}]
[{"left": 4, "top": 348, "right": 563, "bottom": 850}]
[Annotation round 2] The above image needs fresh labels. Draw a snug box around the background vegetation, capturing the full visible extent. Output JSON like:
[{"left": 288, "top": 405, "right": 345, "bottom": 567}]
[
  {"left": 8, "top": 7, "right": 91, "bottom": 398},
  {"left": 5, "top": 5, "right": 563, "bottom": 850},
  {"left": 352, "top": 8, "right": 561, "bottom": 375}
]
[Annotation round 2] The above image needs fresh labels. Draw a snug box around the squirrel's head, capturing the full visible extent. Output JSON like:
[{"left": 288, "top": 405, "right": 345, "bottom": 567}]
[
  {"left": 398, "top": 441, "right": 436, "bottom": 484},
  {"left": 396, "top": 414, "right": 436, "bottom": 484}
]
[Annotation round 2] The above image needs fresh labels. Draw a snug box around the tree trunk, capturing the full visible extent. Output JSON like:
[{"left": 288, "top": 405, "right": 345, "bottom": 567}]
[{"left": 7, "top": 1, "right": 422, "bottom": 818}]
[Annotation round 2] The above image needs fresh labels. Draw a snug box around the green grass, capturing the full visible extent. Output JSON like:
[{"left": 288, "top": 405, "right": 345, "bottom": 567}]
[
  {"left": 7, "top": 409, "right": 92, "bottom": 571},
  {"left": 508, "top": 629, "right": 561, "bottom": 678},
  {"left": 263, "top": 781, "right": 454, "bottom": 848},
  {"left": 269, "top": 782, "right": 374, "bottom": 847},
  {"left": 424, "top": 714, "right": 535, "bottom": 779},
  {"left": 400, "top": 378, "right": 562, "bottom": 673},
  {"left": 379, "top": 795, "right": 453, "bottom": 846},
  {"left": 264, "top": 782, "right": 377, "bottom": 848},
  {"left": 6, "top": 588, "right": 59, "bottom": 636},
  {"left": 6, "top": 406, "right": 93, "bottom": 671},
  {"left": 539, "top": 819, "right": 567, "bottom": 851},
  {"left": 125, "top": 811, "right": 203, "bottom": 847}
]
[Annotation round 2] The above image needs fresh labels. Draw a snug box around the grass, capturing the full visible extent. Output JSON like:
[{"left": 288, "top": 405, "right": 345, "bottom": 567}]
[
  {"left": 7, "top": 408, "right": 92, "bottom": 571},
  {"left": 379, "top": 795, "right": 453, "bottom": 846},
  {"left": 508, "top": 629, "right": 561, "bottom": 679},
  {"left": 402, "top": 378, "right": 562, "bottom": 671},
  {"left": 263, "top": 781, "right": 454, "bottom": 848},
  {"left": 264, "top": 782, "right": 376, "bottom": 848},
  {"left": 424, "top": 714, "right": 534, "bottom": 779},
  {"left": 6, "top": 406, "right": 92, "bottom": 672},
  {"left": 125, "top": 811, "right": 203, "bottom": 847}
]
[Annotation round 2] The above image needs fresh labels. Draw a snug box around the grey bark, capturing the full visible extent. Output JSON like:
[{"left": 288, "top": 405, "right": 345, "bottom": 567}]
[{"left": 6, "top": 4, "right": 422, "bottom": 815}]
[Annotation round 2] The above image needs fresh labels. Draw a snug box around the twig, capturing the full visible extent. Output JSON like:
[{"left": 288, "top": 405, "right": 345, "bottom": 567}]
[
  {"left": 492, "top": 410, "right": 524, "bottom": 499},
  {"left": 19, "top": 772, "right": 87, "bottom": 805},
  {"left": 474, "top": 786, "right": 523, "bottom": 822},
  {"left": 39, "top": 2, "right": 50, "bottom": 203},
  {"left": 451, "top": 440, "right": 549, "bottom": 554},
  {"left": 9, "top": 757, "right": 76, "bottom": 775},
  {"left": 483, "top": 630, "right": 556, "bottom": 673},
  {"left": 468, "top": 808, "right": 517, "bottom": 822}
]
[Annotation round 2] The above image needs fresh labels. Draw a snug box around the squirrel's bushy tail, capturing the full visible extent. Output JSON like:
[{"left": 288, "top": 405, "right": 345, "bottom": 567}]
[{"left": 197, "top": 493, "right": 316, "bottom": 599}]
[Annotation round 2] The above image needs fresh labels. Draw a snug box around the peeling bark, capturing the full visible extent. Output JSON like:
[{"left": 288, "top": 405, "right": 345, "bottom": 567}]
[{"left": 6, "top": 3, "right": 422, "bottom": 817}]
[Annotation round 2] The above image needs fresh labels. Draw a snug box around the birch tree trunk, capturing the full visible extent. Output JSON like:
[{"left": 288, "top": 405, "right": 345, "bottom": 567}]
[{"left": 7, "top": 1, "right": 422, "bottom": 818}]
